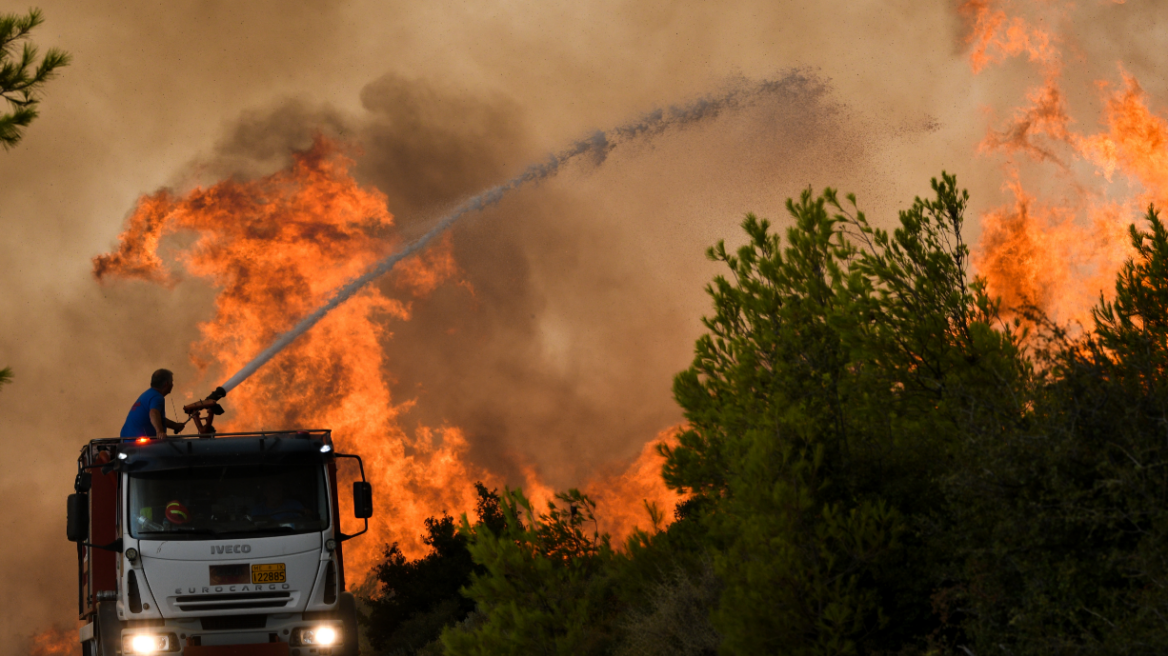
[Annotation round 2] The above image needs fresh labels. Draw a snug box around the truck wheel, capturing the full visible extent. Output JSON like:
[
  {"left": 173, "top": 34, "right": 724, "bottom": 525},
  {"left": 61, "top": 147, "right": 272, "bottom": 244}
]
[
  {"left": 95, "top": 601, "right": 120, "bottom": 656},
  {"left": 338, "top": 592, "right": 359, "bottom": 656}
]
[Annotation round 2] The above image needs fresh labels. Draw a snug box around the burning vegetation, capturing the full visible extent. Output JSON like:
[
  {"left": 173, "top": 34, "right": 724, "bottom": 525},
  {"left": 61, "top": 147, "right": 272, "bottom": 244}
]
[
  {"left": 91, "top": 136, "right": 678, "bottom": 581},
  {"left": 26, "top": 626, "right": 72, "bottom": 656},
  {"left": 48, "top": 1, "right": 1168, "bottom": 653}
]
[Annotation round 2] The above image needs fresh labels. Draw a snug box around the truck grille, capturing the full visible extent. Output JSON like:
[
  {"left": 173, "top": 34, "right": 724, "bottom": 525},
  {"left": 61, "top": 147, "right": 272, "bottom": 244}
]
[
  {"left": 201, "top": 615, "right": 267, "bottom": 630},
  {"left": 174, "top": 591, "right": 292, "bottom": 612}
]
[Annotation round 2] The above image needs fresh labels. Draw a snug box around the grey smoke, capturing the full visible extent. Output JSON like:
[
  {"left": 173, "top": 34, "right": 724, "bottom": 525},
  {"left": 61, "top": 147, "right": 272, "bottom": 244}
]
[{"left": 222, "top": 72, "right": 824, "bottom": 393}]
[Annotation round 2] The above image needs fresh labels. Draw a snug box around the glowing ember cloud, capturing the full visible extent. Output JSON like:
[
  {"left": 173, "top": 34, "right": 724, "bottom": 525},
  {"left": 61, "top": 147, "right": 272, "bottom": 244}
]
[{"left": 93, "top": 136, "right": 676, "bottom": 579}]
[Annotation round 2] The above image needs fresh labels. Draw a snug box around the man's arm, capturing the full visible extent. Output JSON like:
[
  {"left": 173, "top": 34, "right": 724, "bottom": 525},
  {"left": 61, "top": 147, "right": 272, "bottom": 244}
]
[
  {"left": 149, "top": 408, "right": 166, "bottom": 436},
  {"left": 150, "top": 398, "right": 186, "bottom": 434}
]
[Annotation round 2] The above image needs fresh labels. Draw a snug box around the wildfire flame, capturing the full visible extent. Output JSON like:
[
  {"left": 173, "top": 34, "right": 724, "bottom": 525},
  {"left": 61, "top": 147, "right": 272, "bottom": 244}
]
[
  {"left": 966, "top": 0, "right": 1167, "bottom": 325},
  {"left": 960, "top": 0, "right": 1058, "bottom": 75},
  {"left": 26, "top": 626, "right": 73, "bottom": 656},
  {"left": 590, "top": 429, "right": 683, "bottom": 539},
  {"left": 94, "top": 136, "right": 676, "bottom": 579}
]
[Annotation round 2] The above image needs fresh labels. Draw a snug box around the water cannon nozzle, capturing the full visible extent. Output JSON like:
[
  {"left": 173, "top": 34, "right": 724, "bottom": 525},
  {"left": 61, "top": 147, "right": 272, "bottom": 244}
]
[{"left": 182, "top": 387, "right": 228, "bottom": 436}]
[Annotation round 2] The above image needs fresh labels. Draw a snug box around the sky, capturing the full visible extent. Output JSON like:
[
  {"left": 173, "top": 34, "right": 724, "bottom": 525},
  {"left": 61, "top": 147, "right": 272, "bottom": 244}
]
[{"left": 3, "top": 0, "right": 1164, "bottom": 649}]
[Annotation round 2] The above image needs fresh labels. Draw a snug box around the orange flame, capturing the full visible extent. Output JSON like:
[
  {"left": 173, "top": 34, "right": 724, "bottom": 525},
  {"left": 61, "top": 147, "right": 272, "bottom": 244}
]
[
  {"left": 27, "top": 626, "right": 73, "bottom": 656},
  {"left": 963, "top": 1, "right": 1163, "bottom": 324},
  {"left": 94, "top": 136, "right": 677, "bottom": 581},
  {"left": 95, "top": 137, "right": 491, "bottom": 576},
  {"left": 974, "top": 178, "right": 1131, "bottom": 324},
  {"left": 1078, "top": 72, "right": 1168, "bottom": 197},
  {"left": 92, "top": 192, "right": 178, "bottom": 285},
  {"left": 959, "top": 0, "right": 1059, "bottom": 75},
  {"left": 979, "top": 77, "right": 1073, "bottom": 165},
  {"left": 587, "top": 428, "right": 683, "bottom": 539}
]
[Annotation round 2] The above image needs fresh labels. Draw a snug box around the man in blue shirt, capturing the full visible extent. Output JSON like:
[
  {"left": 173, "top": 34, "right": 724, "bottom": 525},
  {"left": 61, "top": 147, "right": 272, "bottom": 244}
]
[{"left": 120, "top": 369, "right": 186, "bottom": 440}]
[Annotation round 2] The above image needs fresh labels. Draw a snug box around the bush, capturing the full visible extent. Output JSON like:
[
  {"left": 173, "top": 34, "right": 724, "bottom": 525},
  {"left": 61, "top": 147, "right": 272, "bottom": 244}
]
[{"left": 363, "top": 483, "right": 507, "bottom": 654}]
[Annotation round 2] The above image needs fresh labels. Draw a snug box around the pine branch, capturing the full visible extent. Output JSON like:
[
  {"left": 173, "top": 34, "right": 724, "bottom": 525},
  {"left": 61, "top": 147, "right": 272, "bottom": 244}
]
[{"left": 0, "top": 8, "right": 68, "bottom": 149}]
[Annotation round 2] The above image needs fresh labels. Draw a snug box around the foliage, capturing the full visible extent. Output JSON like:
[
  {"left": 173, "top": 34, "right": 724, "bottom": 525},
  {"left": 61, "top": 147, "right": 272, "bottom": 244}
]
[
  {"left": 615, "top": 558, "right": 722, "bottom": 656},
  {"left": 659, "top": 173, "right": 1026, "bottom": 655},
  {"left": 363, "top": 483, "right": 508, "bottom": 654},
  {"left": 927, "top": 207, "right": 1168, "bottom": 655},
  {"left": 0, "top": 8, "right": 70, "bottom": 149},
  {"left": 441, "top": 488, "right": 617, "bottom": 656},
  {"left": 369, "top": 175, "right": 1168, "bottom": 655}
]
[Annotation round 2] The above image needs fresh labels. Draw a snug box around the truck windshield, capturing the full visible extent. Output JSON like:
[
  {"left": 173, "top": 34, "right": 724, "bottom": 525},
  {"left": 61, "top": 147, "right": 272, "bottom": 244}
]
[{"left": 128, "top": 464, "right": 330, "bottom": 539}]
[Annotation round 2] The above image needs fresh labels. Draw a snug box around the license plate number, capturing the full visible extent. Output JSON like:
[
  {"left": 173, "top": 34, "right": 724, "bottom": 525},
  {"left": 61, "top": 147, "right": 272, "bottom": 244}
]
[{"left": 251, "top": 563, "right": 286, "bottom": 584}]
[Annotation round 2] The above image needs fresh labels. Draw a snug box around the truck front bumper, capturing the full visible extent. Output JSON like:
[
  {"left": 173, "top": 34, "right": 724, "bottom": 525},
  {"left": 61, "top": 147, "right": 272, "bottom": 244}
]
[{"left": 118, "top": 617, "right": 344, "bottom": 656}]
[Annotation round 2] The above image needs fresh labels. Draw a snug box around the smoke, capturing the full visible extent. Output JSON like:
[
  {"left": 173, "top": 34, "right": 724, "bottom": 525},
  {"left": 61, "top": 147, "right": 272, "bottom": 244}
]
[
  {"left": 161, "top": 71, "right": 861, "bottom": 491},
  {"left": 6, "top": 0, "right": 1140, "bottom": 650},
  {"left": 217, "top": 73, "right": 829, "bottom": 395}
]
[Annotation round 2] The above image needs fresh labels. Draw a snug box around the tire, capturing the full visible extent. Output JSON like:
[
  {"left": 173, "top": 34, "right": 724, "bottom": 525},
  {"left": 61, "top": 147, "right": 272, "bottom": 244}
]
[
  {"left": 95, "top": 601, "right": 120, "bottom": 656},
  {"left": 338, "top": 592, "right": 360, "bottom": 656}
]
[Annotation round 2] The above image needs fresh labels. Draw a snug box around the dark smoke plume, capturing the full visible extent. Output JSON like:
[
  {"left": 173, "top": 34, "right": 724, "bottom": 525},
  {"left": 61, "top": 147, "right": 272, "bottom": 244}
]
[{"left": 221, "top": 72, "right": 832, "bottom": 394}]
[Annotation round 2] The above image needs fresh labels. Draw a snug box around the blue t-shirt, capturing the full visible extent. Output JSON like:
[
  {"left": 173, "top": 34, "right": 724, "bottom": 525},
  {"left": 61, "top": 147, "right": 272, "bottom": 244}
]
[{"left": 120, "top": 388, "right": 166, "bottom": 439}]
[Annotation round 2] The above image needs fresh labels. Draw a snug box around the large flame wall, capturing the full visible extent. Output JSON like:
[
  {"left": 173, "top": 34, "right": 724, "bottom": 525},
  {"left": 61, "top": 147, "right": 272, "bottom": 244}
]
[
  {"left": 967, "top": 0, "right": 1168, "bottom": 324},
  {"left": 92, "top": 137, "right": 679, "bottom": 577}
]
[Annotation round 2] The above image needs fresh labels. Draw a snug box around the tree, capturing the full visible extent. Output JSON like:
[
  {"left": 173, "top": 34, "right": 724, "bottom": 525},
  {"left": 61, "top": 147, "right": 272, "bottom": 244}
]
[
  {"left": 929, "top": 207, "right": 1168, "bottom": 655},
  {"left": 442, "top": 488, "right": 618, "bottom": 656},
  {"left": 661, "top": 174, "right": 1027, "bottom": 655},
  {"left": 0, "top": 8, "right": 70, "bottom": 149},
  {"left": 364, "top": 483, "right": 508, "bottom": 654},
  {"left": 405, "top": 176, "right": 1168, "bottom": 654}
]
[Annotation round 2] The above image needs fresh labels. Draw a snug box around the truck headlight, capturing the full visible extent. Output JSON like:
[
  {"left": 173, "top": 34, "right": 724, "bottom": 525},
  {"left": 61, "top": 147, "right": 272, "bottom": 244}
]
[
  {"left": 122, "top": 633, "right": 175, "bottom": 654},
  {"left": 291, "top": 625, "right": 341, "bottom": 646}
]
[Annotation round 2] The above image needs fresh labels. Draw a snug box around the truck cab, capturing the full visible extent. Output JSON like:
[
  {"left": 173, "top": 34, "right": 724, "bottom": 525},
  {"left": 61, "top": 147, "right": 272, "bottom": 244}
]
[{"left": 67, "top": 430, "right": 372, "bottom": 655}]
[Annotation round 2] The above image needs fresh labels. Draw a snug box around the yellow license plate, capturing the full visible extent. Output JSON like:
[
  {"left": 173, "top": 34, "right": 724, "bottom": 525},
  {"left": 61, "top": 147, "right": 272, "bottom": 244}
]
[{"left": 251, "top": 563, "right": 286, "bottom": 584}]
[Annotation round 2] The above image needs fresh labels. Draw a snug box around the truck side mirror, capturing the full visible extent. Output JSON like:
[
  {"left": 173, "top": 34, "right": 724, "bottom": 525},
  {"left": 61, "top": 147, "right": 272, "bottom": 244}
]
[
  {"left": 67, "top": 493, "right": 88, "bottom": 542},
  {"left": 353, "top": 482, "right": 373, "bottom": 519}
]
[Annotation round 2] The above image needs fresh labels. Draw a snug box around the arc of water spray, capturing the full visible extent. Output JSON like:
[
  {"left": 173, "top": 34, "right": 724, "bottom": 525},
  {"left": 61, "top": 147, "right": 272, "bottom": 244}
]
[{"left": 220, "top": 72, "right": 820, "bottom": 393}]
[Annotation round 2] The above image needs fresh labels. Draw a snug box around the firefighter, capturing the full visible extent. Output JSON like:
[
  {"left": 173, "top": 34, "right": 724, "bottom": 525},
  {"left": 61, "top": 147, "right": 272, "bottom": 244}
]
[{"left": 120, "top": 368, "right": 186, "bottom": 441}]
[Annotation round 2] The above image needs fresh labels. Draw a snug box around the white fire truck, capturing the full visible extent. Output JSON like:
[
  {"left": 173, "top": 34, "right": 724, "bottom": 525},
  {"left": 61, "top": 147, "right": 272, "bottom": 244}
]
[{"left": 67, "top": 419, "right": 372, "bottom": 655}]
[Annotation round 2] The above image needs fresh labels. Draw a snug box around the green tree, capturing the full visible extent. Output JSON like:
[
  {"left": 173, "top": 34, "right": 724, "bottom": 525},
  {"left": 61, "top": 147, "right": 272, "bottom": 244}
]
[
  {"left": 442, "top": 489, "right": 617, "bottom": 656},
  {"left": 0, "top": 8, "right": 70, "bottom": 149},
  {"left": 662, "top": 174, "right": 1026, "bottom": 655},
  {"left": 931, "top": 207, "right": 1168, "bottom": 655},
  {"left": 426, "top": 176, "right": 1168, "bottom": 655},
  {"left": 364, "top": 483, "right": 508, "bottom": 654}
]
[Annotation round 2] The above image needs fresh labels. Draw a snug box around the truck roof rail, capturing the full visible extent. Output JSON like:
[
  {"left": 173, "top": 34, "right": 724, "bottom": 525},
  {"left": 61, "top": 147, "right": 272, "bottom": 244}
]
[{"left": 77, "top": 430, "right": 334, "bottom": 465}]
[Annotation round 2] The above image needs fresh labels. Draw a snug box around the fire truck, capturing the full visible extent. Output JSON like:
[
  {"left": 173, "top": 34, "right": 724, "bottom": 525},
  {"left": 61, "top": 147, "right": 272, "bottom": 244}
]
[{"left": 67, "top": 391, "right": 372, "bottom": 655}]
